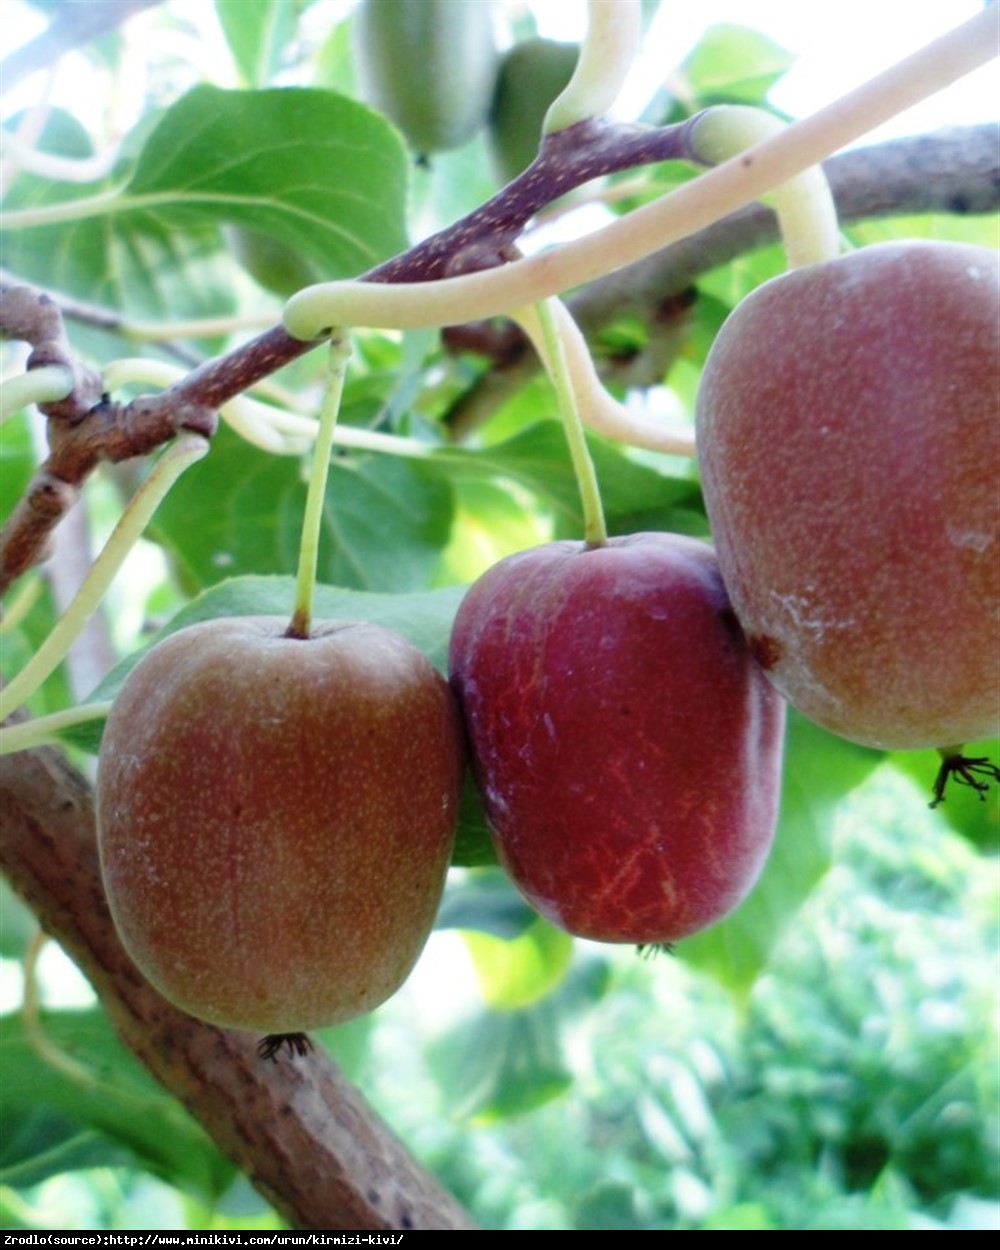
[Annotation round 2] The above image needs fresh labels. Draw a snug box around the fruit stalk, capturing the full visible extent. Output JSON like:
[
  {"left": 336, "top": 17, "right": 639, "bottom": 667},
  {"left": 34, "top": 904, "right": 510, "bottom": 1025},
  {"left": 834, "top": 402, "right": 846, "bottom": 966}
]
[
  {"left": 514, "top": 299, "right": 607, "bottom": 546},
  {"left": 513, "top": 296, "right": 696, "bottom": 456},
  {"left": 102, "top": 356, "right": 432, "bottom": 459},
  {"left": 103, "top": 357, "right": 305, "bottom": 455},
  {"left": 287, "top": 332, "right": 352, "bottom": 640},
  {"left": 543, "top": 0, "right": 641, "bottom": 135}
]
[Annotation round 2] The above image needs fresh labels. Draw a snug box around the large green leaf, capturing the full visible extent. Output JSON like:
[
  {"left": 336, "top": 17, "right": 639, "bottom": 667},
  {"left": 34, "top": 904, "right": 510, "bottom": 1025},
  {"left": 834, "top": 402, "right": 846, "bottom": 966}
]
[
  {"left": 152, "top": 426, "right": 454, "bottom": 594},
  {"left": 123, "top": 84, "right": 409, "bottom": 276},
  {"left": 0, "top": 413, "right": 37, "bottom": 530},
  {"left": 0, "top": 880, "right": 37, "bottom": 961},
  {"left": 86, "top": 575, "right": 466, "bottom": 700},
  {"left": 2, "top": 86, "right": 409, "bottom": 314},
  {"left": 427, "top": 1000, "right": 573, "bottom": 1123},
  {"left": 465, "top": 918, "right": 574, "bottom": 1011},
  {"left": 436, "top": 870, "right": 535, "bottom": 940},
  {"left": 451, "top": 775, "right": 500, "bottom": 868},
  {"left": 1, "top": 116, "right": 222, "bottom": 351},
  {"left": 69, "top": 575, "right": 464, "bottom": 741},
  {"left": 1, "top": 109, "right": 236, "bottom": 335}
]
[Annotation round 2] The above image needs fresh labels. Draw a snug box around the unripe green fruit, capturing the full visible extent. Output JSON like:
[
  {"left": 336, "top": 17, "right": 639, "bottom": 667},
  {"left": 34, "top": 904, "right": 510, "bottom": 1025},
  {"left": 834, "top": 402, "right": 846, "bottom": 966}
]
[
  {"left": 488, "top": 37, "right": 579, "bottom": 182},
  {"left": 356, "top": 0, "right": 498, "bottom": 155},
  {"left": 226, "top": 226, "right": 319, "bottom": 299},
  {"left": 696, "top": 240, "right": 1000, "bottom": 752},
  {"left": 96, "top": 617, "right": 464, "bottom": 1034}
]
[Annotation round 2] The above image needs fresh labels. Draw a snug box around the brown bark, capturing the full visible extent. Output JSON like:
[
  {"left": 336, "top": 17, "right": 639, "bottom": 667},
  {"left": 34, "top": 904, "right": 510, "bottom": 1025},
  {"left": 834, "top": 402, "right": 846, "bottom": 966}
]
[{"left": 0, "top": 741, "right": 477, "bottom": 1231}]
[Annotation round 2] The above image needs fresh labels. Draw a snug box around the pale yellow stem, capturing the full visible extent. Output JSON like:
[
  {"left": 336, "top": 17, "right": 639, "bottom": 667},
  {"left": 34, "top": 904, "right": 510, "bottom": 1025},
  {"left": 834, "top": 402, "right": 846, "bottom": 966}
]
[
  {"left": 102, "top": 357, "right": 428, "bottom": 458},
  {"left": 518, "top": 300, "right": 697, "bottom": 457},
  {"left": 688, "top": 106, "right": 841, "bottom": 268},
  {"left": 287, "top": 333, "right": 352, "bottom": 639},
  {"left": 0, "top": 435, "right": 208, "bottom": 722},
  {"left": 544, "top": 0, "right": 642, "bottom": 133},
  {"left": 0, "top": 701, "right": 114, "bottom": 756},
  {"left": 1, "top": 365, "right": 75, "bottom": 420},
  {"left": 515, "top": 300, "right": 607, "bottom": 547},
  {"left": 0, "top": 575, "right": 44, "bottom": 633}
]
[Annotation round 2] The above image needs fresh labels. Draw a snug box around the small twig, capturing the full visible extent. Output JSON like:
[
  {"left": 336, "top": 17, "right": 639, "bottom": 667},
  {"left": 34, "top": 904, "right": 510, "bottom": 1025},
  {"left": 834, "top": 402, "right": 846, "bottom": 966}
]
[
  {"left": 0, "top": 283, "right": 104, "bottom": 423},
  {"left": 284, "top": 9, "right": 998, "bottom": 337},
  {"left": 0, "top": 271, "right": 206, "bottom": 366},
  {"left": 367, "top": 117, "right": 701, "bottom": 286},
  {"left": 0, "top": 435, "right": 208, "bottom": 721}
]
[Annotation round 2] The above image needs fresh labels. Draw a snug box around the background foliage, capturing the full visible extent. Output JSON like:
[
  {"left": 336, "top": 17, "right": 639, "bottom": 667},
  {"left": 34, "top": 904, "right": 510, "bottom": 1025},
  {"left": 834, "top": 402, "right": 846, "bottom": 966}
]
[{"left": 1, "top": 0, "right": 997, "bottom": 1231}]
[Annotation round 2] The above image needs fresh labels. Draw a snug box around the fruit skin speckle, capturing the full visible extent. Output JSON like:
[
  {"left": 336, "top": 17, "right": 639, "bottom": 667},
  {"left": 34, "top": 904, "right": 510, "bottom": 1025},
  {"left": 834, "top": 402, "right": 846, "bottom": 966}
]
[
  {"left": 696, "top": 240, "right": 1000, "bottom": 751},
  {"left": 449, "top": 533, "right": 786, "bottom": 945},
  {"left": 96, "top": 616, "right": 464, "bottom": 1034}
]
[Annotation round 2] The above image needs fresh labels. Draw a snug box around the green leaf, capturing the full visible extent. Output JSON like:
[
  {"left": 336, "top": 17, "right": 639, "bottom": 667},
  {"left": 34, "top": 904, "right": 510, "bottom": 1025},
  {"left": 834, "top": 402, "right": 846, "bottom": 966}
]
[
  {"left": 440, "top": 476, "right": 553, "bottom": 586},
  {"left": 678, "top": 24, "right": 795, "bottom": 108},
  {"left": 452, "top": 772, "right": 499, "bottom": 868},
  {"left": 214, "top": 0, "right": 302, "bottom": 87},
  {"left": 573, "top": 1181, "right": 647, "bottom": 1232},
  {"left": 436, "top": 870, "right": 536, "bottom": 940},
  {"left": 0, "top": 879, "right": 37, "bottom": 960},
  {"left": 427, "top": 1001, "right": 572, "bottom": 1123},
  {"left": 317, "top": 456, "right": 455, "bottom": 589},
  {"left": 1, "top": 109, "right": 236, "bottom": 336},
  {"left": 1, "top": 1118, "right": 124, "bottom": 1190},
  {"left": 702, "top": 1203, "right": 779, "bottom": 1231},
  {"left": 96, "top": 574, "right": 464, "bottom": 682},
  {"left": 680, "top": 712, "right": 883, "bottom": 994},
  {"left": 1, "top": 413, "right": 37, "bottom": 529},
  {"left": 464, "top": 917, "right": 574, "bottom": 1011},
  {"left": 2, "top": 86, "right": 409, "bottom": 315},
  {"left": 0, "top": 577, "right": 69, "bottom": 723},
  {"left": 124, "top": 84, "right": 409, "bottom": 277},
  {"left": 447, "top": 420, "right": 704, "bottom": 539},
  {"left": 152, "top": 427, "right": 454, "bottom": 594},
  {"left": 0, "top": 1009, "right": 233, "bottom": 1199}
]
